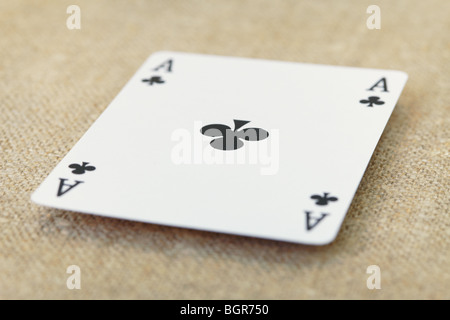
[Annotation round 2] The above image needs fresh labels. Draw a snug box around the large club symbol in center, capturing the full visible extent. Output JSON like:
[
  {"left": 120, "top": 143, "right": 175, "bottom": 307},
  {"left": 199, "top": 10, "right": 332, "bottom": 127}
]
[{"left": 200, "top": 119, "right": 269, "bottom": 151}]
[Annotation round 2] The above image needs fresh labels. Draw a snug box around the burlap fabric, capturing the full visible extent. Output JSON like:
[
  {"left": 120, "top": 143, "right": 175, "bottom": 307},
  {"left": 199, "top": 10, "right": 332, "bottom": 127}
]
[{"left": 0, "top": 0, "right": 448, "bottom": 299}]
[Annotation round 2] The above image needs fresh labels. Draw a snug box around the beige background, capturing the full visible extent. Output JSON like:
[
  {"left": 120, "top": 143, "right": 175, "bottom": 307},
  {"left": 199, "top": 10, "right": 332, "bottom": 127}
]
[{"left": 0, "top": 0, "right": 449, "bottom": 299}]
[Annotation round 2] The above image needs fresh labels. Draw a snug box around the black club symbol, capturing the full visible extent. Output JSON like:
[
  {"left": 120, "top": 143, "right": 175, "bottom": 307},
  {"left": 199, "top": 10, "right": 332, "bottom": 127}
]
[
  {"left": 311, "top": 193, "right": 338, "bottom": 206},
  {"left": 359, "top": 96, "right": 385, "bottom": 107},
  {"left": 68, "top": 162, "right": 96, "bottom": 175},
  {"left": 142, "top": 76, "right": 165, "bottom": 85},
  {"left": 200, "top": 119, "right": 269, "bottom": 151}
]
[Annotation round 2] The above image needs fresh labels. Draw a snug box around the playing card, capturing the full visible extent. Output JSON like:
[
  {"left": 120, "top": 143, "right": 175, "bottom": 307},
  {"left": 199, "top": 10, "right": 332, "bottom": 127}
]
[{"left": 32, "top": 51, "right": 408, "bottom": 245}]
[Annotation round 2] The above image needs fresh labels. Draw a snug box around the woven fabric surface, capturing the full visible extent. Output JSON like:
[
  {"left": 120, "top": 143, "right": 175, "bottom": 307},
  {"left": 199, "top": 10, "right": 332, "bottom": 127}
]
[{"left": 0, "top": 0, "right": 449, "bottom": 299}]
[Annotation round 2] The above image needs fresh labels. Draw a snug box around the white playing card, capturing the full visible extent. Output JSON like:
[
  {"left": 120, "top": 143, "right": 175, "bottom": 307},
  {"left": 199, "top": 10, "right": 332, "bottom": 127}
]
[{"left": 32, "top": 51, "right": 408, "bottom": 245}]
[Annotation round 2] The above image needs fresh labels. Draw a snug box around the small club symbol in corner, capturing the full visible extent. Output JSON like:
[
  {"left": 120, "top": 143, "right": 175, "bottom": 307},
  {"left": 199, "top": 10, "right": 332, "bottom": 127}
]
[
  {"left": 142, "top": 76, "right": 165, "bottom": 86},
  {"left": 68, "top": 162, "right": 96, "bottom": 175},
  {"left": 359, "top": 96, "right": 385, "bottom": 107},
  {"left": 310, "top": 193, "right": 338, "bottom": 206}
]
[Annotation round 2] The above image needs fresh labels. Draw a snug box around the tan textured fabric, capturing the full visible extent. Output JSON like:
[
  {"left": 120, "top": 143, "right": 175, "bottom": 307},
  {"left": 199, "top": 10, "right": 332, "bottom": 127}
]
[{"left": 0, "top": 0, "right": 449, "bottom": 299}]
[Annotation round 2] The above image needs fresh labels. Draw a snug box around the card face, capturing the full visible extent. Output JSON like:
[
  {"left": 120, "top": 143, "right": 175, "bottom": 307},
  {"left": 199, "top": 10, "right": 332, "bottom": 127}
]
[{"left": 31, "top": 52, "right": 408, "bottom": 245}]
